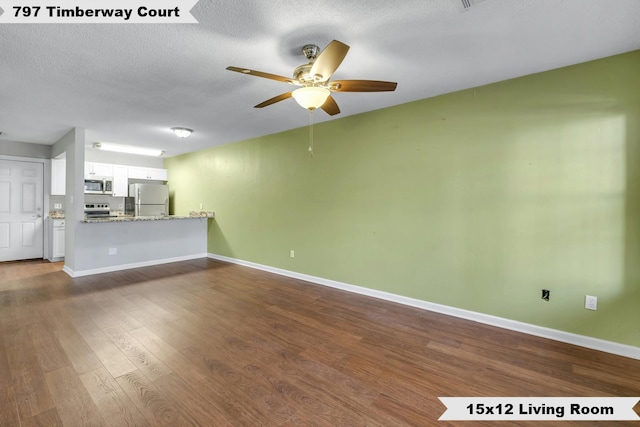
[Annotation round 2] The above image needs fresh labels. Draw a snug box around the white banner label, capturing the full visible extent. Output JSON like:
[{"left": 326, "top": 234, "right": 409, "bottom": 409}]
[
  {"left": 0, "top": 0, "right": 199, "bottom": 23},
  {"left": 439, "top": 397, "right": 640, "bottom": 421}
]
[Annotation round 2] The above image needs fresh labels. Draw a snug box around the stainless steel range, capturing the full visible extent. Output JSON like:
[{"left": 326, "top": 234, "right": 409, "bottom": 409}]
[{"left": 84, "top": 203, "right": 111, "bottom": 218}]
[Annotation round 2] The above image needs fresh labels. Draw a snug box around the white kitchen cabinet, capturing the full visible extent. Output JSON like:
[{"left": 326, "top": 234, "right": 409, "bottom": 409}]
[
  {"left": 85, "top": 162, "right": 113, "bottom": 179},
  {"left": 112, "top": 165, "right": 129, "bottom": 197},
  {"left": 127, "top": 166, "right": 147, "bottom": 179},
  {"left": 51, "top": 219, "right": 65, "bottom": 260},
  {"left": 51, "top": 158, "right": 66, "bottom": 195},
  {"left": 148, "top": 167, "right": 168, "bottom": 181},
  {"left": 128, "top": 166, "right": 168, "bottom": 181}
]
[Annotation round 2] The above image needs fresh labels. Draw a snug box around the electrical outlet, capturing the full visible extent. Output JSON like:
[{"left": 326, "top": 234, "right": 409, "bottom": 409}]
[
  {"left": 108, "top": 248, "right": 117, "bottom": 256},
  {"left": 541, "top": 289, "right": 550, "bottom": 301},
  {"left": 585, "top": 295, "right": 597, "bottom": 311}
]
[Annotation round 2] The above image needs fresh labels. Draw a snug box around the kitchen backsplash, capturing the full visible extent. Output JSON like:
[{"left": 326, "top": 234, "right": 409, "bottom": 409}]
[
  {"left": 48, "top": 194, "right": 129, "bottom": 217},
  {"left": 50, "top": 195, "right": 64, "bottom": 210}
]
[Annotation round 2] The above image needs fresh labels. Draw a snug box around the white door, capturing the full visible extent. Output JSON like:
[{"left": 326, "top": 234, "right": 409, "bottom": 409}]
[{"left": 0, "top": 160, "right": 44, "bottom": 262}]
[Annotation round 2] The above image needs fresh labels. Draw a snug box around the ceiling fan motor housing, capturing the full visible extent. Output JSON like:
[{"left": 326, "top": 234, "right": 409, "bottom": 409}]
[
  {"left": 293, "top": 64, "right": 315, "bottom": 83},
  {"left": 302, "top": 44, "right": 319, "bottom": 62},
  {"left": 295, "top": 44, "right": 324, "bottom": 84}
]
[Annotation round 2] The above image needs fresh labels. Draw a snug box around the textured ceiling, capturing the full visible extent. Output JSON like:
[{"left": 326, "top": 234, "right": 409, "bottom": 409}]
[{"left": 1, "top": 0, "right": 640, "bottom": 157}]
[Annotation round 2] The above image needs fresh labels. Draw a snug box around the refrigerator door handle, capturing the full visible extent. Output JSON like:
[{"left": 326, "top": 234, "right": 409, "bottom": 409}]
[{"left": 165, "top": 198, "right": 168, "bottom": 216}]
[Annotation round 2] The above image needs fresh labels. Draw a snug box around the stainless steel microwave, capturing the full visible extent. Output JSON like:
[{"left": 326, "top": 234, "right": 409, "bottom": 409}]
[{"left": 84, "top": 179, "right": 112, "bottom": 194}]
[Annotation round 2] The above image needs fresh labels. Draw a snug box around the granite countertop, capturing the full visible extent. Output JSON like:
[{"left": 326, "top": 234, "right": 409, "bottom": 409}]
[{"left": 82, "top": 215, "right": 208, "bottom": 223}]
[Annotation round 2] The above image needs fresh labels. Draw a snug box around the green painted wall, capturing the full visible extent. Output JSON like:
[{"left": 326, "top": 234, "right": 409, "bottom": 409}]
[{"left": 165, "top": 51, "right": 640, "bottom": 347}]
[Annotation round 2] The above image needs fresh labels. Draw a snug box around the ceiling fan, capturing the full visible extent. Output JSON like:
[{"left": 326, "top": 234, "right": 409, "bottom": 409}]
[{"left": 226, "top": 40, "right": 397, "bottom": 116}]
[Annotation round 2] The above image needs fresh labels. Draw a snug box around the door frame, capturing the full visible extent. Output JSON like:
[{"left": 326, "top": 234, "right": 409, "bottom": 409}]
[{"left": 0, "top": 155, "right": 51, "bottom": 260}]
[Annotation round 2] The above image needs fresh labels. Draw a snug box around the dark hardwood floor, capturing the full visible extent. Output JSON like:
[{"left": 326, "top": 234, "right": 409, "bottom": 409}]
[{"left": 1, "top": 258, "right": 639, "bottom": 426}]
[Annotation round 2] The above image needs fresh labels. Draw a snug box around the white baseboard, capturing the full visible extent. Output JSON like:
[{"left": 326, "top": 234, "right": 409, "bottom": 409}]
[
  {"left": 208, "top": 253, "right": 640, "bottom": 360},
  {"left": 63, "top": 253, "right": 208, "bottom": 278}
]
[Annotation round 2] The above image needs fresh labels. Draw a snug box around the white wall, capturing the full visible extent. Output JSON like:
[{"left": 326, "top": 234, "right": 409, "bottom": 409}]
[
  {"left": 84, "top": 148, "right": 165, "bottom": 168},
  {"left": 52, "top": 128, "right": 85, "bottom": 271},
  {"left": 0, "top": 139, "right": 51, "bottom": 158}
]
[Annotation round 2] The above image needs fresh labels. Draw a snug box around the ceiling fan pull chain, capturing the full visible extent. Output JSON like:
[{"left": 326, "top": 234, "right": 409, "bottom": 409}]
[{"left": 308, "top": 109, "right": 314, "bottom": 157}]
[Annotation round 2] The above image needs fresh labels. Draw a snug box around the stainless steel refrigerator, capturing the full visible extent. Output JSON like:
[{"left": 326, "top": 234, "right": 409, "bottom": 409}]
[{"left": 128, "top": 183, "right": 169, "bottom": 216}]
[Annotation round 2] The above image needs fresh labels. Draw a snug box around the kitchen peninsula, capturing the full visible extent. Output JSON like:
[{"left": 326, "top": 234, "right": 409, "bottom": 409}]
[{"left": 69, "top": 215, "right": 208, "bottom": 277}]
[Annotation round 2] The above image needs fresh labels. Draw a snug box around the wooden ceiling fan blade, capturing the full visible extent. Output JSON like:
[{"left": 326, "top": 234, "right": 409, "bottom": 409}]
[
  {"left": 226, "top": 66, "right": 295, "bottom": 85},
  {"left": 329, "top": 80, "right": 397, "bottom": 92},
  {"left": 254, "top": 92, "right": 293, "bottom": 108},
  {"left": 320, "top": 95, "right": 340, "bottom": 116},
  {"left": 310, "top": 40, "right": 349, "bottom": 82}
]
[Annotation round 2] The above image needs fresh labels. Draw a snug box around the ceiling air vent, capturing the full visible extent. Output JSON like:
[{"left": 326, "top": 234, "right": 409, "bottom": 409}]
[{"left": 456, "top": 0, "right": 488, "bottom": 12}]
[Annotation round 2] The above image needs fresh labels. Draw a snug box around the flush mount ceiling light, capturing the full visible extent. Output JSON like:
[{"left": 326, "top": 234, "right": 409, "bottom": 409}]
[
  {"left": 171, "top": 127, "right": 193, "bottom": 138},
  {"left": 291, "top": 86, "right": 330, "bottom": 110},
  {"left": 93, "top": 142, "right": 164, "bottom": 157}
]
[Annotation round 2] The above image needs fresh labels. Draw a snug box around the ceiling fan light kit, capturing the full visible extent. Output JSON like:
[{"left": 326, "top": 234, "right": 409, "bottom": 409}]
[
  {"left": 227, "top": 40, "right": 397, "bottom": 116},
  {"left": 291, "top": 86, "right": 330, "bottom": 110}
]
